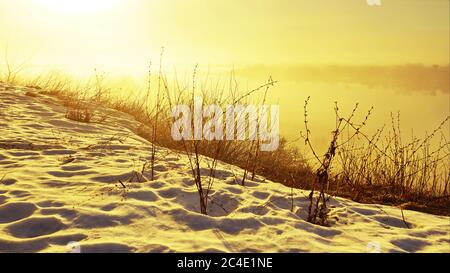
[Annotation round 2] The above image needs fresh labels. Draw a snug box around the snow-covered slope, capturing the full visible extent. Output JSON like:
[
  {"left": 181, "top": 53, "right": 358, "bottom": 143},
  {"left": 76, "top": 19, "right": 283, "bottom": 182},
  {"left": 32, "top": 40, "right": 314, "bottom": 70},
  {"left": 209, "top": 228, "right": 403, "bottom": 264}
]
[{"left": 0, "top": 85, "right": 449, "bottom": 253}]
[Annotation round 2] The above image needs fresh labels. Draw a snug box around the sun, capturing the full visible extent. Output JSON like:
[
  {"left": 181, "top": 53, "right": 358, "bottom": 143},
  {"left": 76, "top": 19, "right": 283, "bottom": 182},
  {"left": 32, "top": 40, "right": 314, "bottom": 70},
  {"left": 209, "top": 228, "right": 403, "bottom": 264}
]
[{"left": 35, "top": 0, "right": 117, "bottom": 14}]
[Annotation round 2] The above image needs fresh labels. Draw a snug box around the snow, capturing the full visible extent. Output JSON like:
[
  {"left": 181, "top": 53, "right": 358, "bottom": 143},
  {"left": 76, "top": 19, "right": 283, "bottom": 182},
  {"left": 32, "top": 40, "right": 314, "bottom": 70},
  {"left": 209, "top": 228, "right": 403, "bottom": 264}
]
[{"left": 0, "top": 84, "right": 449, "bottom": 253}]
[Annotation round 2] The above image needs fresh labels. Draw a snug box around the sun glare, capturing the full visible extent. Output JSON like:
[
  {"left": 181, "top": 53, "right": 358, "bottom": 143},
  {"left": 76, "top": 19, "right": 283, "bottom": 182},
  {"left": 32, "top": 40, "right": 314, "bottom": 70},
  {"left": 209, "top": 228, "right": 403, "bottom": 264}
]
[{"left": 35, "top": 0, "right": 117, "bottom": 14}]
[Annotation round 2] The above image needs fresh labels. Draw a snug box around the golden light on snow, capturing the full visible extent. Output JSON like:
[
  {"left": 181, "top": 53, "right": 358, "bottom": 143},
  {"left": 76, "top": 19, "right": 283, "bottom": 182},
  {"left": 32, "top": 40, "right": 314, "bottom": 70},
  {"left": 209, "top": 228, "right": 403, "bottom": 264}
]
[{"left": 0, "top": 0, "right": 448, "bottom": 254}]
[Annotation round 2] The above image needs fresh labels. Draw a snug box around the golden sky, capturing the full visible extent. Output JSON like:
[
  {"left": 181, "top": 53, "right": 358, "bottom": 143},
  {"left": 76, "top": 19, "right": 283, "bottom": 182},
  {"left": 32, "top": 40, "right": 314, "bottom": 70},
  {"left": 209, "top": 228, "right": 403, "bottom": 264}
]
[{"left": 0, "top": 0, "right": 449, "bottom": 74}]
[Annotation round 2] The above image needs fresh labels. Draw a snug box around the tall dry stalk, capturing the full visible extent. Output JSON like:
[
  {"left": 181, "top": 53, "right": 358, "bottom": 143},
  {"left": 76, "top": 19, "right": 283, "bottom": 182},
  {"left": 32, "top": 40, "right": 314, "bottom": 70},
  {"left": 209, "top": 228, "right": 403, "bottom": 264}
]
[
  {"left": 2, "top": 46, "right": 27, "bottom": 85},
  {"left": 302, "top": 98, "right": 373, "bottom": 225}
]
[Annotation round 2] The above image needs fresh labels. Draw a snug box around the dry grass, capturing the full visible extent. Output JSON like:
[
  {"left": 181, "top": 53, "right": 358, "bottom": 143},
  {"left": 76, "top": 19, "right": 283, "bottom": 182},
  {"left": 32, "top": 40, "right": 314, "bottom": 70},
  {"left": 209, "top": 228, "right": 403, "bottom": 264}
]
[
  {"left": 332, "top": 113, "right": 450, "bottom": 215},
  {"left": 4, "top": 64, "right": 449, "bottom": 217},
  {"left": 300, "top": 98, "right": 449, "bottom": 218},
  {"left": 65, "top": 106, "right": 94, "bottom": 123},
  {"left": 301, "top": 98, "right": 374, "bottom": 225}
]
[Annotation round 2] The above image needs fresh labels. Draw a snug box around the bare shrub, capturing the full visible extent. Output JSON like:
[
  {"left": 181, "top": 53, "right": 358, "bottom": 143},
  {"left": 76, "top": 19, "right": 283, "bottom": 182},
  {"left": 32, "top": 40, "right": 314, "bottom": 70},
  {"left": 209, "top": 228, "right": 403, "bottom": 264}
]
[
  {"left": 335, "top": 113, "right": 450, "bottom": 212},
  {"left": 301, "top": 98, "right": 373, "bottom": 225},
  {"left": 10, "top": 61, "right": 449, "bottom": 216},
  {"left": 1, "top": 46, "right": 27, "bottom": 85},
  {"left": 301, "top": 98, "right": 450, "bottom": 217},
  {"left": 65, "top": 104, "right": 95, "bottom": 123}
]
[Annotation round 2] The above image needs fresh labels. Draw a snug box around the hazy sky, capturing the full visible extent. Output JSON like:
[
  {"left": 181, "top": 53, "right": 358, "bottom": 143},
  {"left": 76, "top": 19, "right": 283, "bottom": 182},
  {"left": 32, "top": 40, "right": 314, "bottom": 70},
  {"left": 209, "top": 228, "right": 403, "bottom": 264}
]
[{"left": 0, "top": 0, "right": 449, "bottom": 74}]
